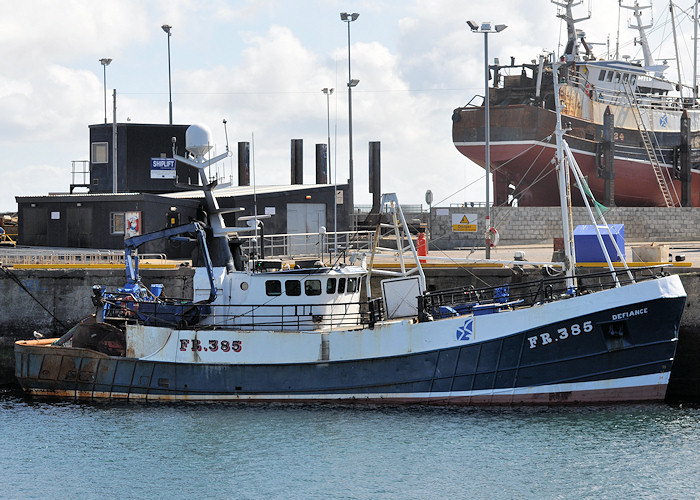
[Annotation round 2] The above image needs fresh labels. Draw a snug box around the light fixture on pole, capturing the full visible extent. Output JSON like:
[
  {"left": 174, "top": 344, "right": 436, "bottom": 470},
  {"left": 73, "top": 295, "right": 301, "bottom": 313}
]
[
  {"left": 467, "top": 20, "right": 507, "bottom": 259},
  {"left": 99, "top": 58, "right": 112, "bottom": 124},
  {"left": 161, "top": 24, "right": 173, "bottom": 125},
  {"left": 322, "top": 87, "right": 336, "bottom": 257},
  {"left": 340, "top": 12, "right": 359, "bottom": 221}
]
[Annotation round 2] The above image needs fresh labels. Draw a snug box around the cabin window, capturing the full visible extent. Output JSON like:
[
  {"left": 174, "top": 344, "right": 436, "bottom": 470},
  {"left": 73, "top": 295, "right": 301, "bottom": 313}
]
[
  {"left": 326, "top": 278, "right": 337, "bottom": 294},
  {"left": 285, "top": 280, "right": 301, "bottom": 296},
  {"left": 338, "top": 278, "right": 346, "bottom": 293},
  {"left": 606, "top": 71, "right": 613, "bottom": 82},
  {"left": 630, "top": 75, "right": 637, "bottom": 85},
  {"left": 347, "top": 278, "right": 358, "bottom": 293},
  {"left": 614, "top": 72, "right": 621, "bottom": 83},
  {"left": 91, "top": 142, "right": 109, "bottom": 164},
  {"left": 622, "top": 73, "right": 629, "bottom": 83},
  {"left": 110, "top": 212, "right": 125, "bottom": 235},
  {"left": 598, "top": 70, "right": 606, "bottom": 81},
  {"left": 305, "top": 279, "right": 322, "bottom": 296},
  {"left": 265, "top": 280, "right": 282, "bottom": 296}
]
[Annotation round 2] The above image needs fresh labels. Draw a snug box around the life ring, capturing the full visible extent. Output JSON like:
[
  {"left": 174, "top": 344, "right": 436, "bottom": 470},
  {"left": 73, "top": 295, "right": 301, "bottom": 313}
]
[{"left": 486, "top": 227, "right": 500, "bottom": 248}]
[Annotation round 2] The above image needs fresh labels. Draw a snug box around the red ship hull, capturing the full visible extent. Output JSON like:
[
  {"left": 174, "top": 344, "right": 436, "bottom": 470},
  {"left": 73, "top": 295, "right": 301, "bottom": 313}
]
[{"left": 452, "top": 104, "right": 695, "bottom": 207}]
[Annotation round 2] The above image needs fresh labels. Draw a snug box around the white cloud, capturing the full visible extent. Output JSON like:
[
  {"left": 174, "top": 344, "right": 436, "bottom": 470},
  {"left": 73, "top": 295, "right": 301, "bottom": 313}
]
[{"left": 0, "top": 0, "right": 689, "bottom": 213}]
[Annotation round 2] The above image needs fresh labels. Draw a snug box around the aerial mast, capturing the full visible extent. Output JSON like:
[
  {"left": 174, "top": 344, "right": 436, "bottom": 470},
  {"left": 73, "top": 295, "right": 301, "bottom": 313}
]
[{"left": 552, "top": 0, "right": 592, "bottom": 62}]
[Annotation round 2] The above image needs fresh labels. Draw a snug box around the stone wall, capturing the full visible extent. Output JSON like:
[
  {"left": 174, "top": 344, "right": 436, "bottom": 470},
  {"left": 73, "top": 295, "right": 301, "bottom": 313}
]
[
  {"left": 429, "top": 206, "right": 700, "bottom": 249},
  {"left": 0, "top": 267, "right": 194, "bottom": 344}
]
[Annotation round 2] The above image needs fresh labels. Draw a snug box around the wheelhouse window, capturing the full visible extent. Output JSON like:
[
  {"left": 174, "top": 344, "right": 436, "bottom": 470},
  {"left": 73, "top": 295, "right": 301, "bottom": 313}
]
[
  {"left": 606, "top": 71, "right": 613, "bottom": 82},
  {"left": 347, "top": 278, "right": 358, "bottom": 293},
  {"left": 630, "top": 75, "right": 637, "bottom": 85},
  {"left": 305, "top": 279, "right": 321, "bottom": 296},
  {"left": 266, "top": 280, "right": 281, "bottom": 296},
  {"left": 622, "top": 73, "right": 629, "bottom": 83},
  {"left": 338, "top": 278, "right": 346, "bottom": 293},
  {"left": 92, "top": 142, "right": 109, "bottom": 164},
  {"left": 614, "top": 72, "right": 621, "bottom": 83},
  {"left": 326, "top": 278, "right": 337, "bottom": 294},
  {"left": 285, "top": 280, "right": 301, "bottom": 296},
  {"left": 598, "top": 70, "right": 606, "bottom": 81}
]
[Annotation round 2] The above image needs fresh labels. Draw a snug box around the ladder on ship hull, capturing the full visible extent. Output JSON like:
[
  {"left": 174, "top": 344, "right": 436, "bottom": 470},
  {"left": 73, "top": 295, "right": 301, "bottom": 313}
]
[{"left": 621, "top": 81, "right": 676, "bottom": 207}]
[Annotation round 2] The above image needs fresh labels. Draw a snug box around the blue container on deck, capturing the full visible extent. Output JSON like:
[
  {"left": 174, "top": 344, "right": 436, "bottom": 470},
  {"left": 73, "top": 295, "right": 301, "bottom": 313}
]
[{"left": 573, "top": 224, "right": 625, "bottom": 262}]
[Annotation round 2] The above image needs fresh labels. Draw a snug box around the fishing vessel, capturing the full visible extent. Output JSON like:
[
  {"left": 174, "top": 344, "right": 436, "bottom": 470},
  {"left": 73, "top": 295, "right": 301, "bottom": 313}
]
[
  {"left": 453, "top": 0, "right": 700, "bottom": 207},
  {"left": 15, "top": 83, "right": 686, "bottom": 403}
]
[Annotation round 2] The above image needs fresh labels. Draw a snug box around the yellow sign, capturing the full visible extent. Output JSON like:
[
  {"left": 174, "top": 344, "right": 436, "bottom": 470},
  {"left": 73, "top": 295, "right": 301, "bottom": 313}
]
[{"left": 452, "top": 213, "right": 477, "bottom": 232}]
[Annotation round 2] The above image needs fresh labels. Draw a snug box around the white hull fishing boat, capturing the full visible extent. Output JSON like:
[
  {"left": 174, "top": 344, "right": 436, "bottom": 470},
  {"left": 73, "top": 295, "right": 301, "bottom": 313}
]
[{"left": 15, "top": 65, "right": 686, "bottom": 403}]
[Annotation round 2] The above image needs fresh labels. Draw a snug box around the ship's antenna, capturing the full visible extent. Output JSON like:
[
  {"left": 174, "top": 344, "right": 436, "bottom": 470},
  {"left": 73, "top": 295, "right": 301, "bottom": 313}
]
[
  {"left": 223, "top": 118, "right": 231, "bottom": 185},
  {"left": 616, "top": 0, "right": 622, "bottom": 59},
  {"left": 222, "top": 118, "right": 230, "bottom": 153},
  {"left": 251, "top": 132, "right": 259, "bottom": 248}
]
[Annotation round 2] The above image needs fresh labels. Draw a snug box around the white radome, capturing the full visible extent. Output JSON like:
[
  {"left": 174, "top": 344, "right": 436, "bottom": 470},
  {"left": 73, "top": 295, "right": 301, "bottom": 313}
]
[{"left": 186, "top": 124, "right": 213, "bottom": 157}]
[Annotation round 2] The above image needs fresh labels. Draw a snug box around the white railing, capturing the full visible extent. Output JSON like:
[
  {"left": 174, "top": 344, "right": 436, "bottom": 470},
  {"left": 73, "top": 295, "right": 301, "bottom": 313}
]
[
  {"left": 568, "top": 73, "right": 687, "bottom": 111},
  {"left": 238, "top": 230, "right": 376, "bottom": 260},
  {"left": 0, "top": 231, "right": 375, "bottom": 267},
  {"left": 0, "top": 248, "right": 166, "bottom": 266}
]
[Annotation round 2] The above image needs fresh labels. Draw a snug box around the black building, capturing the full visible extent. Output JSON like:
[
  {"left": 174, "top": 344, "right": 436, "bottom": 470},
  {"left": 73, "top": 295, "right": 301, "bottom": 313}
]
[
  {"left": 17, "top": 122, "right": 350, "bottom": 256},
  {"left": 85, "top": 123, "right": 198, "bottom": 193}
]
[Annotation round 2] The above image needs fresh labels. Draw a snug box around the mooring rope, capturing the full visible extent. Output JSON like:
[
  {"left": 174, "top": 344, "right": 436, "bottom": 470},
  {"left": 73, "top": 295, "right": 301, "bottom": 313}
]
[{"left": 0, "top": 263, "right": 68, "bottom": 330}]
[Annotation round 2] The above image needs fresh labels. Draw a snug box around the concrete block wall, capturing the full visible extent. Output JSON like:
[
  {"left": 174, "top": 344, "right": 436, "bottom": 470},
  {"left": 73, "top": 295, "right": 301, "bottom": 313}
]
[{"left": 429, "top": 206, "right": 700, "bottom": 249}]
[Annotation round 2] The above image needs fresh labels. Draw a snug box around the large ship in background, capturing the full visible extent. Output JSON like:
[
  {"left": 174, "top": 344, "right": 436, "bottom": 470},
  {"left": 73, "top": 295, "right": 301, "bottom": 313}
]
[{"left": 453, "top": 0, "right": 700, "bottom": 207}]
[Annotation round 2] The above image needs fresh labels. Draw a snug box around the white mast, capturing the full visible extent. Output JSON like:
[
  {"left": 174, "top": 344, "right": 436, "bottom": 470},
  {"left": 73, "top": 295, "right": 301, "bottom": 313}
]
[
  {"left": 551, "top": 59, "right": 577, "bottom": 287},
  {"left": 552, "top": 0, "right": 591, "bottom": 62},
  {"left": 694, "top": 0, "right": 699, "bottom": 102},
  {"left": 622, "top": 1, "right": 653, "bottom": 66},
  {"left": 670, "top": 2, "right": 683, "bottom": 99}
]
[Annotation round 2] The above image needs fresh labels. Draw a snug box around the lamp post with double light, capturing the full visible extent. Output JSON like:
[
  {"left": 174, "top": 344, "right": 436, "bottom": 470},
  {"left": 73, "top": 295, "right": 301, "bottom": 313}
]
[
  {"left": 467, "top": 20, "right": 507, "bottom": 259},
  {"left": 99, "top": 58, "right": 112, "bottom": 124},
  {"left": 161, "top": 24, "right": 173, "bottom": 124},
  {"left": 340, "top": 12, "right": 359, "bottom": 222}
]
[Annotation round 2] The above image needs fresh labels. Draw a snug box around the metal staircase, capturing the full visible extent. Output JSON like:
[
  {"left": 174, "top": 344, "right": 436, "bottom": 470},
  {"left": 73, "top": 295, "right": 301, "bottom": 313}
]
[{"left": 621, "top": 81, "right": 676, "bottom": 207}]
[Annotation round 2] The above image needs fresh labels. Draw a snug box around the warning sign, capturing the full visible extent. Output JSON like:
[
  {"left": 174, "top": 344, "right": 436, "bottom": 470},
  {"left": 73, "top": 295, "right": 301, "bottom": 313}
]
[{"left": 452, "top": 213, "right": 477, "bottom": 232}]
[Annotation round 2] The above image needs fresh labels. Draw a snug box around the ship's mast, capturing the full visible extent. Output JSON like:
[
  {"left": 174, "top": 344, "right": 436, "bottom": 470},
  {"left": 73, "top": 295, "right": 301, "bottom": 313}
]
[
  {"left": 621, "top": 1, "right": 655, "bottom": 69},
  {"left": 670, "top": 1, "right": 683, "bottom": 99},
  {"left": 552, "top": 0, "right": 591, "bottom": 62},
  {"left": 694, "top": 0, "right": 699, "bottom": 102},
  {"left": 551, "top": 59, "right": 577, "bottom": 286}
]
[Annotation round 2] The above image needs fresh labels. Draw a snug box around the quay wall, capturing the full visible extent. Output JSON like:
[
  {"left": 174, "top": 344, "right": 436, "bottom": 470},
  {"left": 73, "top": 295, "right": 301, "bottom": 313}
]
[
  {"left": 1, "top": 266, "right": 699, "bottom": 402},
  {"left": 430, "top": 206, "right": 700, "bottom": 249}
]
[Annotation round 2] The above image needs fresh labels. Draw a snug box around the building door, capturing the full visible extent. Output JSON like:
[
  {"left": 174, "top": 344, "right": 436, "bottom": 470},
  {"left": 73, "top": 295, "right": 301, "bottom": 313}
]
[
  {"left": 66, "top": 207, "right": 93, "bottom": 248},
  {"left": 287, "top": 203, "right": 326, "bottom": 255}
]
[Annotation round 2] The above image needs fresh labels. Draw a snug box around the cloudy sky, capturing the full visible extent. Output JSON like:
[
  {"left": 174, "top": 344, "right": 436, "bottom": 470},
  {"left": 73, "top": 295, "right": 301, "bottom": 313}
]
[{"left": 0, "top": 0, "right": 697, "bottom": 211}]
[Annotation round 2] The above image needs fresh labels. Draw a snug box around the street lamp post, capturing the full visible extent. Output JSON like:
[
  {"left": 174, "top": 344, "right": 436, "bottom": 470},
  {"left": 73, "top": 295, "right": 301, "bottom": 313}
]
[
  {"left": 340, "top": 12, "right": 359, "bottom": 224},
  {"left": 161, "top": 24, "right": 173, "bottom": 124},
  {"left": 322, "top": 87, "right": 336, "bottom": 257},
  {"left": 99, "top": 58, "right": 112, "bottom": 124},
  {"left": 467, "top": 20, "right": 507, "bottom": 259}
]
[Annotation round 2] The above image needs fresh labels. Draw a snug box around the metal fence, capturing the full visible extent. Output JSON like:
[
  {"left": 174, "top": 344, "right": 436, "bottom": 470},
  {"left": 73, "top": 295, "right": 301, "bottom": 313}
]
[{"left": 0, "top": 248, "right": 166, "bottom": 266}]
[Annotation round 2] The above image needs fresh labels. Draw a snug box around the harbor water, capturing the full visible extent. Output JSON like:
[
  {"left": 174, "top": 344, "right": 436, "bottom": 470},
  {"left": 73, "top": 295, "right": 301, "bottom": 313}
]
[{"left": 1, "top": 390, "right": 699, "bottom": 499}]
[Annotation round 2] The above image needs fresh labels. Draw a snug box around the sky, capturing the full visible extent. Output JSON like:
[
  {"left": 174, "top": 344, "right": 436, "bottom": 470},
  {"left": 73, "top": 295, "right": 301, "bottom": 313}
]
[{"left": 1, "top": 0, "right": 698, "bottom": 212}]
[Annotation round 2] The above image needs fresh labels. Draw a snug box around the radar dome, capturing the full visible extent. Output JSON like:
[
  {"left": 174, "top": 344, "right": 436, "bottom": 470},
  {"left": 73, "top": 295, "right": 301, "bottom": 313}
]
[{"left": 186, "top": 124, "right": 213, "bottom": 157}]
